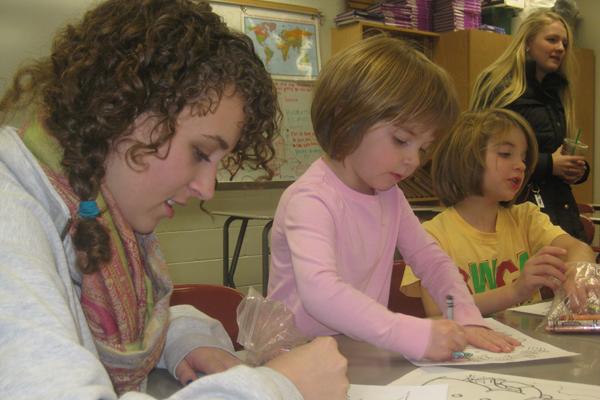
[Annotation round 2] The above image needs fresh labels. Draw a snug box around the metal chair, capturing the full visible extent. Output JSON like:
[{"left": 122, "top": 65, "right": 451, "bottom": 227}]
[{"left": 170, "top": 284, "right": 245, "bottom": 350}]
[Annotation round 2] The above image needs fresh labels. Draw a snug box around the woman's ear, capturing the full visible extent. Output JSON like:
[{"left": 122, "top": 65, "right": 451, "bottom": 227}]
[{"left": 524, "top": 37, "right": 533, "bottom": 54}]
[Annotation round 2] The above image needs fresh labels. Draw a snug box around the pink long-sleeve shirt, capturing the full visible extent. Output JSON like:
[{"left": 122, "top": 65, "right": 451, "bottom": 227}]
[{"left": 268, "top": 158, "right": 485, "bottom": 360}]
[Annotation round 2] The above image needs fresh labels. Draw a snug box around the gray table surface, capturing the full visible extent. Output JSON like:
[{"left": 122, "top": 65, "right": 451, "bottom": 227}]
[
  {"left": 147, "top": 310, "right": 600, "bottom": 397},
  {"left": 338, "top": 310, "right": 599, "bottom": 386}
]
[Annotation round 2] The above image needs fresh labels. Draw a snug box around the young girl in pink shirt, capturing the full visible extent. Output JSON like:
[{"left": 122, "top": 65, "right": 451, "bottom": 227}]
[{"left": 268, "top": 35, "right": 519, "bottom": 362}]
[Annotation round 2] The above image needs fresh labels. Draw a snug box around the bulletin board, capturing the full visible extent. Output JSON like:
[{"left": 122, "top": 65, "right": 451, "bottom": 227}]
[{"left": 211, "top": 0, "right": 323, "bottom": 188}]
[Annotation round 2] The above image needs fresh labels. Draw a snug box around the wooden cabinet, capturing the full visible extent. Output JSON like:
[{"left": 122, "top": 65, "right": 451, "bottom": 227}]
[
  {"left": 331, "top": 21, "right": 439, "bottom": 58},
  {"left": 570, "top": 48, "right": 595, "bottom": 204},
  {"left": 330, "top": 23, "right": 595, "bottom": 204},
  {"left": 432, "top": 30, "right": 511, "bottom": 110}
]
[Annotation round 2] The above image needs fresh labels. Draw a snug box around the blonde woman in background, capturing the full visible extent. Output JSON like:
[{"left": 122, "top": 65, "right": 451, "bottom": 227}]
[{"left": 470, "top": 9, "right": 588, "bottom": 242}]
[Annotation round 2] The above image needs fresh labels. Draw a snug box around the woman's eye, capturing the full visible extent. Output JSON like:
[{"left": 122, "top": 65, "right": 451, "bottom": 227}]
[
  {"left": 498, "top": 152, "right": 511, "bottom": 158},
  {"left": 394, "top": 137, "right": 407, "bottom": 145},
  {"left": 194, "top": 148, "right": 210, "bottom": 162}
]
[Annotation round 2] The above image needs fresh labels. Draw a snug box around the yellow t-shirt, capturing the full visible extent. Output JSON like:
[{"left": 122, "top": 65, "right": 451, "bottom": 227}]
[{"left": 403, "top": 202, "right": 566, "bottom": 303}]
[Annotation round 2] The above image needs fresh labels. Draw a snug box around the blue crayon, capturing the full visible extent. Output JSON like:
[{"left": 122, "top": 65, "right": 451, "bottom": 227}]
[{"left": 452, "top": 351, "right": 472, "bottom": 360}]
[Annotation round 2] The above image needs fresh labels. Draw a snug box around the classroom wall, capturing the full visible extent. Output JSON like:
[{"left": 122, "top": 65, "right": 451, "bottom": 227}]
[
  {"left": 575, "top": 0, "right": 600, "bottom": 204},
  {"left": 0, "top": 0, "right": 90, "bottom": 96}
]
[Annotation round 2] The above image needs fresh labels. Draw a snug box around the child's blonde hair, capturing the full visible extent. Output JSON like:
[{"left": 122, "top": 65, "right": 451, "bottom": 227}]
[
  {"left": 432, "top": 109, "right": 538, "bottom": 207},
  {"left": 469, "top": 9, "right": 576, "bottom": 138},
  {"left": 311, "top": 35, "right": 459, "bottom": 161}
]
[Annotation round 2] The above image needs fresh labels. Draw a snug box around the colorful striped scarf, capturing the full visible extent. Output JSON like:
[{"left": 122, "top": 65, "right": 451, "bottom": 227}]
[{"left": 23, "top": 121, "right": 172, "bottom": 394}]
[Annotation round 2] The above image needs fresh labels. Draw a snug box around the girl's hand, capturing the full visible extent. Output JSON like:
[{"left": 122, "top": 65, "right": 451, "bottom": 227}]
[
  {"left": 176, "top": 347, "right": 242, "bottom": 385},
  {"left": 266, "top": 336, "right": 349, "bottom": 400},
  {"left": 464, "top": 326, "right": 520, "bottom": 352},
  {"left": 552, "top": 148, "right": 586, "bottom": 183},
  {"left": 562, "top": 263, "right": 599, "bottom": 314},
  {"left": 513, "top": 246, "right": 568, "bottom": 302},
  {"left": 423, "top": 320, "right": 467, "bottom": 361}
]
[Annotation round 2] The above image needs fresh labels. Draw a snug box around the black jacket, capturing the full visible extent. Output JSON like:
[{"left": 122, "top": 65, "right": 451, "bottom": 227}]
[{"left": 508, "top": 61, "right": 589, "bottom": 241}]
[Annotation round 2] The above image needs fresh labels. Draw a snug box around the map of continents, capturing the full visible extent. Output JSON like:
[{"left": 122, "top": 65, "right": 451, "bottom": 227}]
[{"left": 244, "top": 17, "right": 319, "bottom": 78}]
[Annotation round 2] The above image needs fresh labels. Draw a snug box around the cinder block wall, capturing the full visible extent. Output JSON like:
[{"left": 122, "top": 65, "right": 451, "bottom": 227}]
[{"left": 156, "top": 189, "right": 283, "bottom": 293}]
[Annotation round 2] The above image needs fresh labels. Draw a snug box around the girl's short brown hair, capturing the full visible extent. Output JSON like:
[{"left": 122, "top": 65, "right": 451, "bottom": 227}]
[
  {"left": 311, "top": 35, "right": 459, "bottom": 161},
  {"left": 432, "top": 108, "right": 538, "bottom": 207}
]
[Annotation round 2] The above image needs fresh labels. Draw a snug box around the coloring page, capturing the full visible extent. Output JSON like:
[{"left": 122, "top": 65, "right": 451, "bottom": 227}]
[
  {"left": 392, "top": 367, "right": 600, "bottom": 400},
  {"left": 410, "top": 318, "right": 578, "bottom": 366},
  {"left": 348, "top": 384, "right": 446, "bottom": 400},
  {"left": 508, "top": 301, "right": 552, "bottom": 316}
]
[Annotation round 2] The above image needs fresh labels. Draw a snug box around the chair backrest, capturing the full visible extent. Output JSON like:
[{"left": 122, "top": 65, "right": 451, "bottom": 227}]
[
  {"left": 388, "top": 260, "right": 426, "bottom": 318},
  {"left": 577, "top": 203, "right": 594, "bottom": 216},
  {"left": 170, "top": 284, "right": 245, "bottom": 350},
  {"left": 580, "top": 215, "right": 595, "bottom": 245}
]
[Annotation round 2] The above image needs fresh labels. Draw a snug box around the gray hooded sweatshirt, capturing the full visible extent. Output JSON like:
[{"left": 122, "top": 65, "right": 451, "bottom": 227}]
[{"left": 0, "top": 126, "right": 301, "bottom": 400}]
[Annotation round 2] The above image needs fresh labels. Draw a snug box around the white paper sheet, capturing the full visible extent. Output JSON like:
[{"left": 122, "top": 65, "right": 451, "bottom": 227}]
[
  {"left": 508, "top": 300, "right": 552, "bottom": 316},
  {"left": 410, "top": 318, "right": 578, "bottom": 366},
  {"left": 392, "top": 367, "right": 600, "bottom": 399},
  {"left": 348, "top": 383, "right": 447, "bottom": 400}
]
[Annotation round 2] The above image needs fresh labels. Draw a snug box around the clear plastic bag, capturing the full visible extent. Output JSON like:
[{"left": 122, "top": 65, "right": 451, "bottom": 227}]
[
  {"left": 236, "top": 287, "right": 310, "bottom": 365},
  {"left": 545, "top": 262, "right": 600, "bottom": 333}
]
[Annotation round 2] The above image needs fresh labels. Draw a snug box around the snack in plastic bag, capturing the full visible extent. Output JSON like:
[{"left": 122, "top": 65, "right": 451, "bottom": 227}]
[
  {"left": 545, "top": 261, "right": 600, "bottom": 333},
  {"left": 236, "top": 287, "right": 310, "bottom": 365}
]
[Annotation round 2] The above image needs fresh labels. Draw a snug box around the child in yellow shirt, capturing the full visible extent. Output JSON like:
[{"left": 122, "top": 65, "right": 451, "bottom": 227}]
[{"left": 403, "top": 109, "right": 595, "bottom": 316}]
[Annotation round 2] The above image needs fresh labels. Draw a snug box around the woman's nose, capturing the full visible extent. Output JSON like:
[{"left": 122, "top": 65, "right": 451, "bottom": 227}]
[{"left": 189, "top": 164, "right": 217, "bottom": 200}]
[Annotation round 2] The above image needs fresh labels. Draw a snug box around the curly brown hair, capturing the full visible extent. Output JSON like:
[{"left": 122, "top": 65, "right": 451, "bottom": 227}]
[{"left": 0, "top": 0, "right": 280, "bottom": 273}]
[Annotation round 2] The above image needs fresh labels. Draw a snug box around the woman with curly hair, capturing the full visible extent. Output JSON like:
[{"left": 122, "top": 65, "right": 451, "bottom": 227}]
[
  {"left": 0, "top": 0, "right": 348, "bottom": 398},
  {"left": 470, "top": 9, "right": 588, "bottom": 242}
]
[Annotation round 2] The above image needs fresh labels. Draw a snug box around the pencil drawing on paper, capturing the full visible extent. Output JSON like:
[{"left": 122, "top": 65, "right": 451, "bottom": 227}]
[{"left": 419, "top": 373, "right": 600, "bottom": 400}]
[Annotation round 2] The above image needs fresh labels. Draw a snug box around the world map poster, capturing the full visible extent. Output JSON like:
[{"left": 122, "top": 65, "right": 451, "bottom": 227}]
[{"left": 244, "top": 15, "right": 320, "bottom": 80}]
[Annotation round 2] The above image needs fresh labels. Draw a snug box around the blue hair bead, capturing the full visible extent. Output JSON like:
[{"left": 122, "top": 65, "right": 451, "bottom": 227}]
[{"left": 78, "top": 200, "right": 100, "bottom": 219}]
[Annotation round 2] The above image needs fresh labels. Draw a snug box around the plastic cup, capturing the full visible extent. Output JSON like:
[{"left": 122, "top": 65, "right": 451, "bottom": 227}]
[{"left": 562, "top": 138, "right": 588, "bottom": 156}]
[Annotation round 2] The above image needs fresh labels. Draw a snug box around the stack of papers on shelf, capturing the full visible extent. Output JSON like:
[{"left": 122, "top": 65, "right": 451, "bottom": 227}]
[
  {"left": 334, "top": 8, "right": 384, "bottom": 26},
  {"left": 433, "top": 0, "right": 481, "bottom": 32},
  {"left": 482, "top": 0, "right": 524, "bottom": 8},
  {"left": 367, "top": 0, "right": 433, "bottom": 31},
  {"left": 346, "top": 0, "right": 380, "bottom": 11}
]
